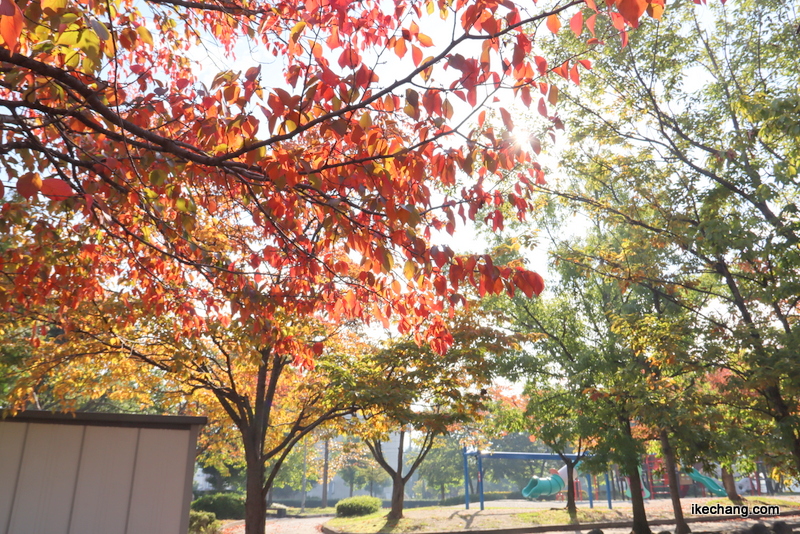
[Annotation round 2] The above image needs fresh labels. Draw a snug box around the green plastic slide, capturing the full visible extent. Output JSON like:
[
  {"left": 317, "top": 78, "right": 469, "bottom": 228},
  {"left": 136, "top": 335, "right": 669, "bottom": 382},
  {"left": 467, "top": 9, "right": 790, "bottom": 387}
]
[
  {"left": 686, "top": 468, "right": 727, "bottom": 497},
  {"left": 624, "top": 467, "right": 651, "bottom": 498},
  {"left": 522, "top": 473, "right": 566, "bottom": 498}
]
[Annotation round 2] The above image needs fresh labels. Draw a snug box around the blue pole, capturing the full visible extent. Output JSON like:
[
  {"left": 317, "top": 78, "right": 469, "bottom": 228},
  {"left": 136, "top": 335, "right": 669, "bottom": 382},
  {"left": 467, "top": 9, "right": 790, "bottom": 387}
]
[
  {"left": 587, "top": 474, "right": 594, "bottom": 508},
  {"left": 605, "top": 471, "right": 612, "bottom": 509},
  {"left": 477, "top": 452, "right": 485, "bottom": 511},
  {"left": 463, "top": 447, "right": 470, "bottom": 510}
]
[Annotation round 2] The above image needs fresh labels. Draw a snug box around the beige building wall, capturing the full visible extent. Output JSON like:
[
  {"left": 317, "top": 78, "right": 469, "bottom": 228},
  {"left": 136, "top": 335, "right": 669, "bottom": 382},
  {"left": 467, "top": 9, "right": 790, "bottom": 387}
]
[{"left": 0, "top": 411, "right": 205, "bottom": 534}]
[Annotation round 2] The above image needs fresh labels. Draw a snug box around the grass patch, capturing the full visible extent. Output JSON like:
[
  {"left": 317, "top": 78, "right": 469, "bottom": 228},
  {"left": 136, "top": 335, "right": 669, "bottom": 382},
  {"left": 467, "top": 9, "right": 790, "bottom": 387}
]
[
  {"left": 515, "top": 508, "right": 629, "bottom": 525},
  {"left": 284, "top": 506, "right": 337, "bottom": 516},
  {"left": 325, "top": 510, "right": 415, "bottom": 533}
]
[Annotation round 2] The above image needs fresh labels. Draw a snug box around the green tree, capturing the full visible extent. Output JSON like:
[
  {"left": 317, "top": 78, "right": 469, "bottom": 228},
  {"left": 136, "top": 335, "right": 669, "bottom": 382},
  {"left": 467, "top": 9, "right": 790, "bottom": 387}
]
[
  {"left": 416, "top": 436, "right": 464, "bottom": 502},
  {"left": 537, "top": 0, "right": 800, "bottom": 475}
]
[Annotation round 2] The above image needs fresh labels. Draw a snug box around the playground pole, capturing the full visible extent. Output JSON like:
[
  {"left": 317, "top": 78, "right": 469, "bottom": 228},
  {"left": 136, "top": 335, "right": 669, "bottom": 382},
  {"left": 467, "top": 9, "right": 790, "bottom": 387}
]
[
  {"left": 463, "top": 447, "right": 470, "bottom": 510},
  {"left": 477, "top": 452, "right": 485, "bottom": 511},
  {"left": 604, "top": 472, "right": 612, "bottom": 509}
]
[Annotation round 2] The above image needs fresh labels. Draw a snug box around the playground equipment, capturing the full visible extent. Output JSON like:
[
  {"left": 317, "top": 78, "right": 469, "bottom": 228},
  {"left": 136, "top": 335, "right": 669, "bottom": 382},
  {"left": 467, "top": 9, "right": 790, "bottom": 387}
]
[
  {"left": 686, "top": 468, "right": 727, "bottom": 497},
  {"left": 462, "top": 449, "right": 613, "bottom": 511},
  {"left": 522, "top": 464, "right": 568, "bottom": 498},
  {"left": 623, "top": 467, "right": 652, "bottom": 499}
]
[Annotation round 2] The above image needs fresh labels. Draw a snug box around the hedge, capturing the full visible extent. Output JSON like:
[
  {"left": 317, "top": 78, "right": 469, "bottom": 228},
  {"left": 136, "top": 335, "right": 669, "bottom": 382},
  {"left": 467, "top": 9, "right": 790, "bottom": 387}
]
[
  {"left": 335, "top": 496, "right": 382, "bottom": 517},
  {"left": 191, "top": 493, "right": 245, "bottom": 520},
  {"left": 188, "top": 510, "right": 220, "bottom": 534}
]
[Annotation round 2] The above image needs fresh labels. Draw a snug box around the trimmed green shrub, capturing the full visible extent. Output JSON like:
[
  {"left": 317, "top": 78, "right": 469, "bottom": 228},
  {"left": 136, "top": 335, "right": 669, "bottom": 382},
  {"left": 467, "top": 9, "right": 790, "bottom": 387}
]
[
  {"left": 188, "top": 510, "right": 220, "bottom": 534},
  {"left": 335, "top": 496, "right": 382, "bottom": 517},
  {"left": 191, "top": 493, "right": 245, "bottom": 520}
]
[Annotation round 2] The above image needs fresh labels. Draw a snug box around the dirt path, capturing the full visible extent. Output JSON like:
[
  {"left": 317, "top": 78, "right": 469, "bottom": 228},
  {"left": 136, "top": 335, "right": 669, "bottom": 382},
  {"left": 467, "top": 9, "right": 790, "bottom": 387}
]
[{"left": 221, "top": 516, "right": 332, "bottom": 534}]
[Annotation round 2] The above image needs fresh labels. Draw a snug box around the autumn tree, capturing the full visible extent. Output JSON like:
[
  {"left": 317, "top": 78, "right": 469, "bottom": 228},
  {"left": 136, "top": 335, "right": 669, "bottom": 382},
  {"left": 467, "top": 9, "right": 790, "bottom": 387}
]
[{"left": 346, "top": 308, "right": 526, "bottom": 520}]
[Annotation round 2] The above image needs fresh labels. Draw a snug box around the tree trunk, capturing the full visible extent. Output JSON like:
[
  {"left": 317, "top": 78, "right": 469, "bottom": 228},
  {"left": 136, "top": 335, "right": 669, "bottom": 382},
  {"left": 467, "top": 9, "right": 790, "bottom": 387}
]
[
  {"left": 624, "top": 457, "right": 651, "bottom": 534},
  {"left": 387, "top": 474, "right": 405, "bottom": 520},
  {"left": 322, "top": 439, "right": 329, "bottom": 508},
  {"left": 244, "top": 443, "right": 267, "bottom": 534},
  {"left": 349, "top": 478, "right": 354, "bottom": 497},
  {"left": 386, "top": 430, "right": 407, "bottom": 520},
  {"left": 441, "top": 484, "right": 445, "bottom": 503},
  {"left": 660, "top": 429, "right": 690, "bottom": 534},
  {"left": 565, "top": 462, "right": 578, "bottom": 524},
  {"left": 721, "top": 468, "right": 742, "bottom": 504}
]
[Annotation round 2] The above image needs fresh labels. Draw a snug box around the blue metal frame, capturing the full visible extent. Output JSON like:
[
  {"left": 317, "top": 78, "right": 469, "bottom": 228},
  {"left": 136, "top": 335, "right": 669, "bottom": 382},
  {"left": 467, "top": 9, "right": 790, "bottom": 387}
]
[{"left": 462, "top": 450, "right": 613, "bottom": 511}]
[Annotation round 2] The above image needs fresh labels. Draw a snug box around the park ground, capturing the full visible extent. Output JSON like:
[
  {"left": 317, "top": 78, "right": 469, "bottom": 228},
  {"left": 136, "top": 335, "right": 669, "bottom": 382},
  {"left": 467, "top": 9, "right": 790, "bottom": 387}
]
[{"left": 219, "top": 495, "right": 800, "bottom": 534}]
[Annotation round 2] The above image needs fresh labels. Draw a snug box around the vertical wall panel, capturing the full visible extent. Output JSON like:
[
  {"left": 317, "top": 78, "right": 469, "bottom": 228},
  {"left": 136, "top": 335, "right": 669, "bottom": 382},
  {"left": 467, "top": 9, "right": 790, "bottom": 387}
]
[
  {"left": 126, "top": 428, "right": 191, "bottom": 534},
  {"left": 0, "top": 422, "right": 27, "bottom": 534},
  {"left": 68, "top": 426, "right": 139, "bottom": 534},
  {"left": 7, "top": 423, "right": 84, "bottom": 534}
]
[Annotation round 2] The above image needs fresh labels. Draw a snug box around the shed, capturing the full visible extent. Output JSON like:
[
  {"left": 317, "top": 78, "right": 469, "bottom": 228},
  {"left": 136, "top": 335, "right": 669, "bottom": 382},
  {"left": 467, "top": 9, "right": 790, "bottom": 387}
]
[{"left": 0, "top": 410, "right": 206, "bottom": 534}]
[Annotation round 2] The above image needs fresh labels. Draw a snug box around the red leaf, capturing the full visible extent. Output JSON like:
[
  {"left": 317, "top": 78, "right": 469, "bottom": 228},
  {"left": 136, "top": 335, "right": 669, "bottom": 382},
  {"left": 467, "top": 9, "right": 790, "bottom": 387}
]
[
  {"left": 570, "top": 12, "right": 583, "bottom": 37},
  {"left": 530, "top": 272, "right": 545, "bottom": 296},
  {"left": 537, "top": 97, "right": 547, "bottom": 118},
  {"left": 546, "top": 14, "right": 561, "bottom": 34},
  {"left": 499, "top": 107, "right": 514, "bottom": 131},
  {"left": 0, "top": 2, "right": 23, "bottom": 53},
  {"left": 585, "top": 0, "right": 598, "bottom": 11},
  {"left": 533, "top": 56, "right": 547, "bottom": 75},
  {"left": 41, "top": 178, "right": 75, "bottom": 200},
  {"left": 0, "top": 0, "right": 13, "bottom": 16}
]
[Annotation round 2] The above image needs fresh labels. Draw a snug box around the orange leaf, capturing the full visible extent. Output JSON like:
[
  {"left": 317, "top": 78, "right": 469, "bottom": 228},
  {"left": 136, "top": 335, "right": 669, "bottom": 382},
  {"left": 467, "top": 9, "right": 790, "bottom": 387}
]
[
  {"left": 585, "top": 0, "right": 598, "bottom": 11},
  {"left": 0, "top": 2, "right": 23, "bottom": 53},
  {"left": 617, "top": 0, "right": 647, "bottom": 27},
  {"left": 546, "top": 14, "right": 561, "bottom": 35},
  {"left": 394, "top": 37, "right": 407, "bottom": 58},
  {"left": 17, "top": 173, "right": 41, "bottom": 199},
  {"left": 417, "top": 33, "right": 433, "bottom": 47},
  {"left": 647, "top": 2, "right": 665, "bottom": 19},
  {"left": 41, "top": 178, "right": 75, "bottom": 200},
  {"left": 586, "top": 14, "right": 597, "bottom": 36},
  {"left": 570, "top": 12, "right": 583, "bottom": 37},
  {"left": 570, "top": 64, "right": 580, "bottom": 85}
]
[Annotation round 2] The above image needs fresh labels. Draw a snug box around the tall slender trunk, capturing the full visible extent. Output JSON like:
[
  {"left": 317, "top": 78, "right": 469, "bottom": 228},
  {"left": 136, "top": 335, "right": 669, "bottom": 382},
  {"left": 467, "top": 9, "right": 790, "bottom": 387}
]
[
  {"left": 721, "top": 468, "right": 742, "bottom": 504},
  {"left": 660, "top": 430, "right": 690, "bottom": 534},
  {"left": 565, "top": 461, "right": 578, "bottom": 524},
  {"left": 322, "top": 439, "right": 330, "bottom": 508},
  {"left": 625, "top": 457, "right": 651, "bottom": 534},
  {"left": 387, "top": 430, "right": 406, "bottom": 520}
]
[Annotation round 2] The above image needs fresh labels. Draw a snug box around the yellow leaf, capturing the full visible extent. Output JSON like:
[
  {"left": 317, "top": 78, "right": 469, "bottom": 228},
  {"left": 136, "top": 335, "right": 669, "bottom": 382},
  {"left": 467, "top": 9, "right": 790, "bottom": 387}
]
[
  {"left": 290, "top": 21, "right": 306, "bottom": 43},
  {"left": 136, "top": 25, "right": 153, "bottom": 47}
]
